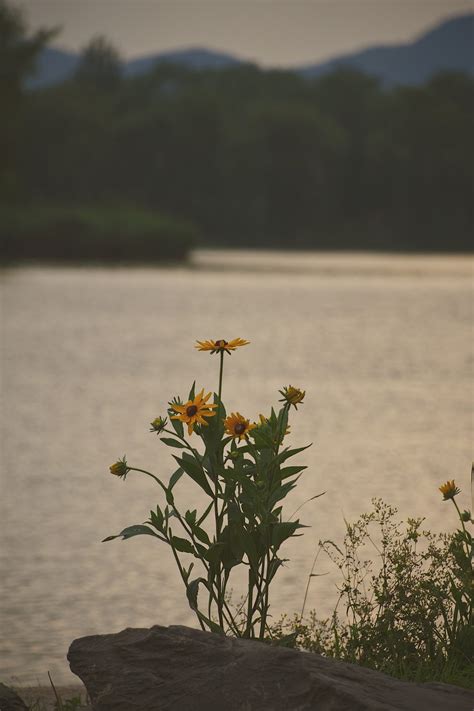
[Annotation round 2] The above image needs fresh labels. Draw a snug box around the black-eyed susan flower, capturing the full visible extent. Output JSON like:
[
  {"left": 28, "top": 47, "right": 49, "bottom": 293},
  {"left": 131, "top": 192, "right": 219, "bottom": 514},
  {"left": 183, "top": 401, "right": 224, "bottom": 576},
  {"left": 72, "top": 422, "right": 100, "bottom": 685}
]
[
  {"left": 439, "top": 480, "right": 461, "bottom": 501},
  {"left": 110, "top": 456, "right": 129, "bottom": 479},
  {"left": 170, "top": 389, "right": 217, "bottom": 436},
  {"left": 279, "top": 385, "right": 306, "bottom": 409},
  {"left": 224, "top": 412, "right": 256, "bottom": 441},
  {"left": 150, "top": 416, "right": 168, "bottom": 434},
  {"left": 195, "top": 338, "right": 250, "bottom": 355}
]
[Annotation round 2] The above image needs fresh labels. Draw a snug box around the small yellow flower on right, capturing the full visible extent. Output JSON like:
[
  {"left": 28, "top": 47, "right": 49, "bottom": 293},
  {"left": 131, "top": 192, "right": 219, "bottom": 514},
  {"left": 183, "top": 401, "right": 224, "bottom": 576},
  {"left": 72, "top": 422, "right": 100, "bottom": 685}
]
[
  {"left": 279, "top": 385, "right": 305, "bottom": 409},
  {"left": 224, "top": 412, "right": 256, "bottom": 441},
  {"left": 439, "top": 480, "right": 460, "bottom": 500}
]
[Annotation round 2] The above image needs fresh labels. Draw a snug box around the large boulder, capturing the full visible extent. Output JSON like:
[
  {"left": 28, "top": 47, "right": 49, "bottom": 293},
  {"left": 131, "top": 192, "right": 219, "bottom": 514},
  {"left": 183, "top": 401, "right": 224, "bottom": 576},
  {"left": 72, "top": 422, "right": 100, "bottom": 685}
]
[{"left": 68, "top": 625, "right": 473, "bottom": 711}]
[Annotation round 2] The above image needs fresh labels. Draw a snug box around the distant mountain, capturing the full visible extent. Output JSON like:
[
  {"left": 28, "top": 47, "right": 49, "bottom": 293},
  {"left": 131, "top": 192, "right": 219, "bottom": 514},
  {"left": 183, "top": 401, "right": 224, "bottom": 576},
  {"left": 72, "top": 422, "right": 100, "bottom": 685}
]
[
  {"left": 30, "top": 47, "right": 79, "bottom": 88},
  {"left": 125, "top": 47, "right": 242, "bottom": 76},
  {"left": 28, "top": 47, "right": 243, "bottom": 88},
  {"left": 300, "top": 14, "right": 474, "bottom": 86},
  {"left": 28, "top": 13, "right": 473, "bottom": 89}
]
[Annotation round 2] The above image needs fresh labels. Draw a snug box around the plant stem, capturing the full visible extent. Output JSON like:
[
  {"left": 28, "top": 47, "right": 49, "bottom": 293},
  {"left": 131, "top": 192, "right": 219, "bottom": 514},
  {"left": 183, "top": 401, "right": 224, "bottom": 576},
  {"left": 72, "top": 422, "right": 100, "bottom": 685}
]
[
  {"left": 213, "top": 350, "right": 225, "bottom": 628},
  {"left": 128, "top": 467, "right": 168, "bottom": 495}
]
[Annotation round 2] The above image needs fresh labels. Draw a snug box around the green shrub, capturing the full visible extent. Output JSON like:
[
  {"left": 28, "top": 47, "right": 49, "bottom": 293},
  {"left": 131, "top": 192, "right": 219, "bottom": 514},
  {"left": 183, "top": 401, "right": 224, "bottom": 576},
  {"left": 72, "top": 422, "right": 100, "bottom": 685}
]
[
  {"left": 0, "top": 204, "right": 197, "bottom": 262},
  {"left": 273, "top": 492, "right": 473, "bottom": 687}
]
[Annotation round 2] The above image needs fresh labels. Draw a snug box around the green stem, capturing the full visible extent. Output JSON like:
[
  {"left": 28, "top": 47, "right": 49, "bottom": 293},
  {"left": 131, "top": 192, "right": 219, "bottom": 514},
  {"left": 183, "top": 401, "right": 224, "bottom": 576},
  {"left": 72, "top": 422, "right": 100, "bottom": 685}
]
[
  {"left": 128, "top": 467, "right": 167, "bottom": 494},
  {"left": 213, "top": 350, "right": 225, "bottom": 628},
  {"left": 218, "top": 350, "right": 225, "bottom": 410},
  {"left": 452, "top": 498, "right": 471, "bottom": 559},
  {"left": 169, "top": 541, "right": 206, "bottom": 631}
]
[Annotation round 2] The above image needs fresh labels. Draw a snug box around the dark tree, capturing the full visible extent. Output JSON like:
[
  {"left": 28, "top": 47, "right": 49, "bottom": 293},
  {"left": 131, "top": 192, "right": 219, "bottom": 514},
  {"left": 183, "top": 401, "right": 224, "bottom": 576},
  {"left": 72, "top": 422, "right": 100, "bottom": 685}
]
[
  {"left": 74, "top": 35, "right": 122, "bottom": 90},
  {"left": 0, "top": 0, "right": 55, "bottom": 199}
]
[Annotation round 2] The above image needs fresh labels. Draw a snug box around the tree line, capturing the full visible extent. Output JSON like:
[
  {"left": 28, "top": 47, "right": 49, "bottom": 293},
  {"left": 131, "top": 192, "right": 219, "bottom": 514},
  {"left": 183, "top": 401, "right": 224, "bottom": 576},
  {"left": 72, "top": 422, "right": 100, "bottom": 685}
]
[{"left": 2, "top": 1, "right": 473, "bottom": 252}]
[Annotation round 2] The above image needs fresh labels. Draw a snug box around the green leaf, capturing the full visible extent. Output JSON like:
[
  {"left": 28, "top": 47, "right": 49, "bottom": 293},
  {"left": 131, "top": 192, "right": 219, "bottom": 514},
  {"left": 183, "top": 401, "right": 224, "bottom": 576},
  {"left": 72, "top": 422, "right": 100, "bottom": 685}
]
[
  {"left": 193, "top": 525, "right": 211, "bottom": 546},
  {"left": 241, "top": 530, "right": 259, "bottom": 570},
  {"left": 275, "top": 444, "right": 312, "bottom": 466},
  {"left": 169, "top": 467, "right": 184, "bottom": 490},
  {"left": 204, "top": 542, "right": 225, "bottom": 564},
  {"left": 102, "top": 524, "right": 160, "bottom": 542},
  {"left": 280, "top": 465, "right": 307, "bottom": 479},
  {"left": 268, "top": 480, "right": 298, "bottom": 509},
  {"left": 185, "top": 509, "right": 197, "bottom": 525},
  {"left": 197, "top": 501, "right": 214, "bottom": 526},
  {"left": 174, "top": 454, "right": 213, "bottom": 496},
  {"left": 183, "top": 562, "right": 194, "bottom": 583},
  {"left": 149, "top": 506, "right": 164, "bottom": 531},
  {"left": 271, "top": 521, "right": 305, "bottom": 550},
  {"left": 160, "top": 437, "right": 187, "bottom": 449},
  {"left": 267, "top": 556, "right": 286, "bottom": 583},
  {"left": 171, "top": 536, "right": 195, "bottom": 554},
  {"left": 186, "top": 576, "right": 207, "bottom": 610},
  {"left": 252, "top": 429, "right": 275, "bottom": 449},
  {"left": 169, "top": 415, "right": 184, "bottom": 439},
  {"left": 188, "top": 381, "right": 196, "bottom": 400}
]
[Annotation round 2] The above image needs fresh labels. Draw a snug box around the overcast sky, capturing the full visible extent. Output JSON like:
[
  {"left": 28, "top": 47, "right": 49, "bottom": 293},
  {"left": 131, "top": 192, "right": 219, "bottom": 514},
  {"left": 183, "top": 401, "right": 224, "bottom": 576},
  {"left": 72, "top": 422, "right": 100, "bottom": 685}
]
[{"left": 22, "top": 0, "right": 473, "bottom": 66}]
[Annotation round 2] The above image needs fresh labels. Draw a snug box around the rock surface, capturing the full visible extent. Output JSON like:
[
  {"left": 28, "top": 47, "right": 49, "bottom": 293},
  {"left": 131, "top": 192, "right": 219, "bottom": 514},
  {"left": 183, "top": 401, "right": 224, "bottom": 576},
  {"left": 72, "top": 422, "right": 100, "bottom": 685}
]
[
  {"left": 68, "top": 625, "right": 474, "bottom": 711},
  {"left": 0, "top": 683, "right": 28, "bottom": 711}
]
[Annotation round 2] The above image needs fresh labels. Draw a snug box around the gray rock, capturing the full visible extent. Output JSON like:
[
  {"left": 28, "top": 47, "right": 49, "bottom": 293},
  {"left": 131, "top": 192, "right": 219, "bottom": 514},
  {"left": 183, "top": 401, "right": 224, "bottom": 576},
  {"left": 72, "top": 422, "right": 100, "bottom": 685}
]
[
  {"left": 0, "top": 683, "right": 28, "bottom": 711},
  {"left": 68, "top": 625, "right": 474, "bottom": 711}
]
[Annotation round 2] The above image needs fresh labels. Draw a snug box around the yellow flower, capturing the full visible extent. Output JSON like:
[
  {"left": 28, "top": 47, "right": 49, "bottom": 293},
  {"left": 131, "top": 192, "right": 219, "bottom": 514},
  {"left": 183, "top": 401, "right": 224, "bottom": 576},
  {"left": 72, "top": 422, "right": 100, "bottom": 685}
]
[
  {"left": 195, "top": 338, "right": 250, "bottom": 355},
  {"left": 224, "top": 412, "right": 256, "bottom": 441},
  {"left": 110, "top": 456, "right": 129, "bottom": 479},
  {"left": 150, "top": 416, "right": 168, "bottom": 434},
  {"left": 439, "top": 480, "right": 460, "bottom": 501},
  {"left": 279, "top": 385, "right": 305, "bottom": 409},
  {"left": 170, "top": 389, "right": 217, "bottom": 436}
]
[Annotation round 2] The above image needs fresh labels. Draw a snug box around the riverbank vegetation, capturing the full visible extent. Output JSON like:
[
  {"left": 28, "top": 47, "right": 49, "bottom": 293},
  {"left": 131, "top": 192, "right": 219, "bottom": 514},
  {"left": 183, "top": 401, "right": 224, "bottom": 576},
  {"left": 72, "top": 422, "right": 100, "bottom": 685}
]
[
  {"left": 273, "top": 491, "right": 473, "bottom": 688},
  {"left": 0, "top": 205, "right": 197, "bottom": 263}
]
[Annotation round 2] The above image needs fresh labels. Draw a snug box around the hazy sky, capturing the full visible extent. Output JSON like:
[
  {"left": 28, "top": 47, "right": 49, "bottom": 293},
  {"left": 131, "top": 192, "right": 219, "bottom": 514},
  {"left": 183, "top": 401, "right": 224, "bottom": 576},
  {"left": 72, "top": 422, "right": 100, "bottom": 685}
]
[{"left": 23, "top": 0, "right": 473, "bottom": 66}]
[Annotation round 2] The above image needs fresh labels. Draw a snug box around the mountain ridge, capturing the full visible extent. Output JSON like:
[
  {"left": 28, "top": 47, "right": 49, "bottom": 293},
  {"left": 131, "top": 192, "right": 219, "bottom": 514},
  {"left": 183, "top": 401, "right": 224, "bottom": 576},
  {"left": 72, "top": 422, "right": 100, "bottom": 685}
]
[{"left": 29, "top": 13, "right": 474, "bottom": 88}]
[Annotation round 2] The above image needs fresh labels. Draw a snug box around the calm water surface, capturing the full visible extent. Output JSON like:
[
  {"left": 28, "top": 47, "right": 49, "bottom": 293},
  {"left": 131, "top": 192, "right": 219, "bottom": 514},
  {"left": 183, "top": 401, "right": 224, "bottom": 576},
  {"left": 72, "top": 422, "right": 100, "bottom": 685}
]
[{"left": 1, "top": 250, "right": 473, "bottom": 683}]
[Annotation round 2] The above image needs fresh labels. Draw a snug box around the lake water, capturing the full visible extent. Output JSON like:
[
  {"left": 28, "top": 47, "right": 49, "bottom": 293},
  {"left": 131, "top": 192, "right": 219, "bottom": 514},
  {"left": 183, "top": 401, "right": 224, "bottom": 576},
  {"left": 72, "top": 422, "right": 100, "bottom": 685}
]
[{"left": 1, "top": 250, "right": 473, "bottom": 684}]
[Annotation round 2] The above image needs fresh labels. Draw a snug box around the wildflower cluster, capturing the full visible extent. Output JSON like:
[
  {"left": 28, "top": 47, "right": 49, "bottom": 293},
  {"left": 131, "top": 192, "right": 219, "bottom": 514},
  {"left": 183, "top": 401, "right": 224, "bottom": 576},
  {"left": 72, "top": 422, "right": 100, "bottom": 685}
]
[{"left": 105, "top": 338, "right": 316, "bottom": 639}]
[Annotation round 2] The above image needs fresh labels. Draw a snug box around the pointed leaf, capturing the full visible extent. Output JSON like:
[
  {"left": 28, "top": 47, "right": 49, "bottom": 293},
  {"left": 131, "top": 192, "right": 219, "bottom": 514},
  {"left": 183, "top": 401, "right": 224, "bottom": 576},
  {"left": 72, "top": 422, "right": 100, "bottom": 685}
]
[
  {"left": 169, "top": 467, "right": 184, "bottom": 490},
  {"left": 160, "top": 437, "right": 187, "bottom": 449},
  {"left": 171, "top": 536, "right": 195, "bottom": 554},
  {"left": 174, "top": 454, "right": 213, "bottom": 496}
]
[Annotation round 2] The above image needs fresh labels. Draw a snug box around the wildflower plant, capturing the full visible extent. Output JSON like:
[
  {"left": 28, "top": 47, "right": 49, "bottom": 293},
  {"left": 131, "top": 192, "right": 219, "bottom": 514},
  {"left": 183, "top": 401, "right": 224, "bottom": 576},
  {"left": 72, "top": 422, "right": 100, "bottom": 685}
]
[
  {"left": 105, "top": 339, "right": 319, "bottom": 639},
  {"left": 273, "top": 474, "right": 473, "bottom": 686}
]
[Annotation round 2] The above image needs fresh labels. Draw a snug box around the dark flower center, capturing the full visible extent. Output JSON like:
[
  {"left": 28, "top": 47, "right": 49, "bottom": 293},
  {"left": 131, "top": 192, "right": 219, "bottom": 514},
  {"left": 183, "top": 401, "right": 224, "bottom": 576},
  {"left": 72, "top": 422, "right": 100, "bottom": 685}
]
[
  {"left": 186, "top": 405, "right": 198, "bottom": 417},
  {"left": 234, "top": 422, "right": 246, "bottom": 435},
  {"left": 215, "top": 339, "right": 228, "bottom": 348}
]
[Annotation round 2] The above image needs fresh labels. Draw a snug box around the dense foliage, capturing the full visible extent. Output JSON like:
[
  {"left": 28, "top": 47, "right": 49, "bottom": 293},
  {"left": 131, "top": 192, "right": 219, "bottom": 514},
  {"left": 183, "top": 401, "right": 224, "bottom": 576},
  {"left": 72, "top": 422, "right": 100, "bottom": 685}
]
[
  {"left": 2, "top": 1, "right": 473, "bottom": 252},
  {"left": 0, "top": 204, "right": 197, "bottom": 262}
]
